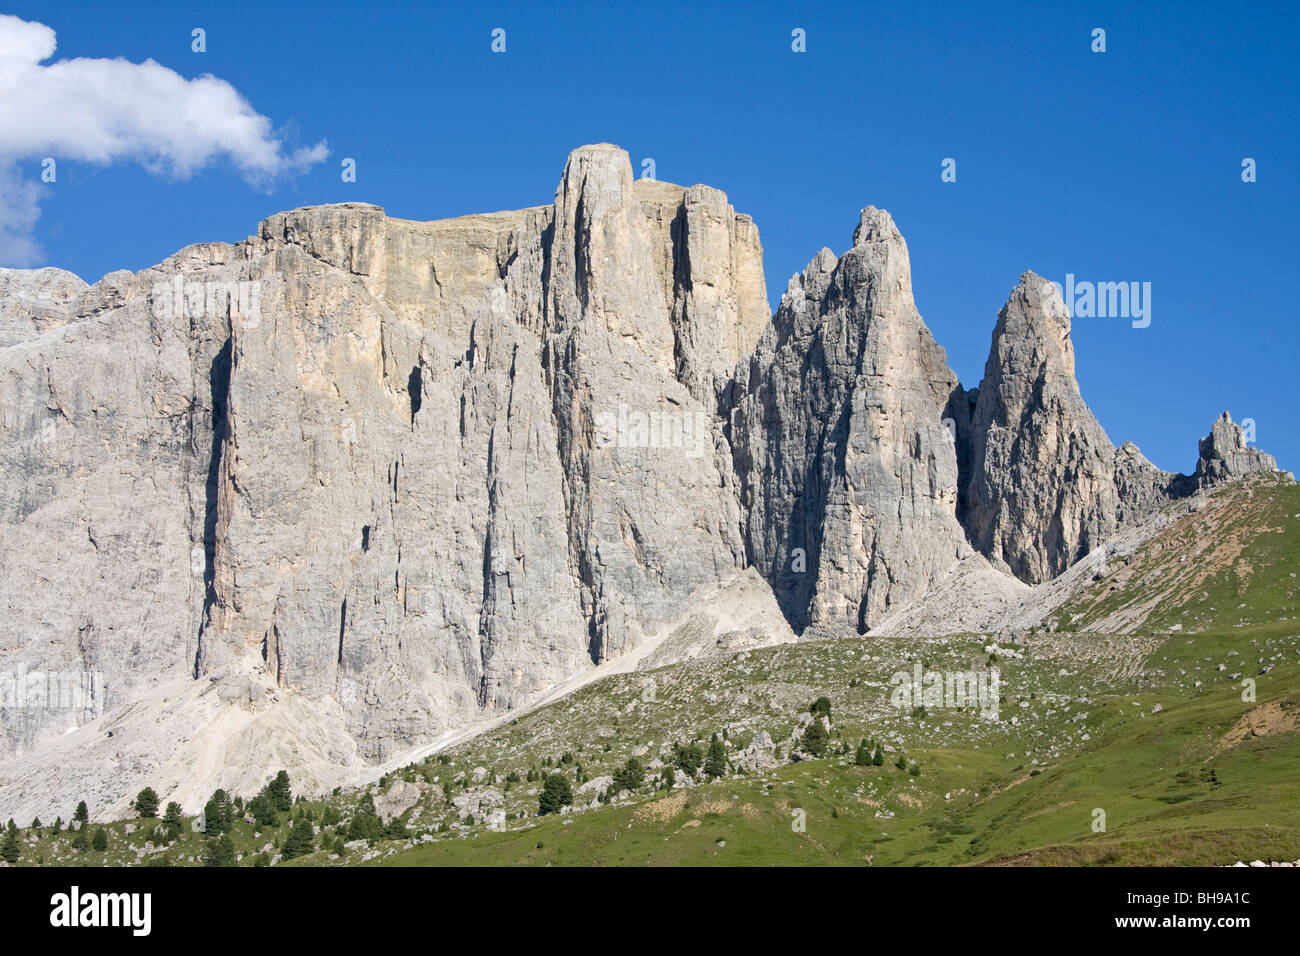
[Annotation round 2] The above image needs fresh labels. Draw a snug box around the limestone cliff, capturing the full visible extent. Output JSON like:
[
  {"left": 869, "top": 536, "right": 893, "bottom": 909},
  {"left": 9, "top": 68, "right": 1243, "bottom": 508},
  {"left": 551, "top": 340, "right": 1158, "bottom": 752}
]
[
  {"left": 730, "top": 208, "right": 970, "bottom": 633},
  {"left": 0, "top": 145, "right": 1286, "bottom": 822}
]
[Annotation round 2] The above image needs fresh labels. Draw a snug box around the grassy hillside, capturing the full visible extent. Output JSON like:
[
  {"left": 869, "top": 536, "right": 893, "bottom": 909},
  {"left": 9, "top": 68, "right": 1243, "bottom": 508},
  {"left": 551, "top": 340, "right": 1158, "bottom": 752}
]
[
  {"left": 354, "top": 621, "right": 1299, "bottom": 866},
  {"left": 1055, "top": 474, "right": 1300, "bottom": 633}
]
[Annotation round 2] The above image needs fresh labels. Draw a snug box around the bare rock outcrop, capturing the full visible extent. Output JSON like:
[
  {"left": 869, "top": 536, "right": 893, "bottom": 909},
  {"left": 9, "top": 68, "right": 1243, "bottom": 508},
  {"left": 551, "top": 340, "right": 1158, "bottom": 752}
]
[
  {"left": 958, "top": 272, "right": 1124, "bottom": 584},
  {"left": 730, "top": 207, "right": 970, "bottom": 632},
  {"left": 1194, "top": 411, "right": 1278, "bottom": 485}
]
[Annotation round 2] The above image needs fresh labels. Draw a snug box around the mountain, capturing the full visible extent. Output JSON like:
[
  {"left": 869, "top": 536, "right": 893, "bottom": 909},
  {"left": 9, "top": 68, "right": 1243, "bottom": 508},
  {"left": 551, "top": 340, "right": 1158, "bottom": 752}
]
[{"left": 0, "top": 144, "right": 1288, "bottom": 824}]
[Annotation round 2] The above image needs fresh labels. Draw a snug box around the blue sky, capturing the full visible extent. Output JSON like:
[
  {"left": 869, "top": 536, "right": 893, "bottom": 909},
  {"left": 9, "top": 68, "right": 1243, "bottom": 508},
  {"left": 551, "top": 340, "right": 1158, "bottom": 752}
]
[{"left": 5, "top": 0, "right": 1297, "bottom": 474}]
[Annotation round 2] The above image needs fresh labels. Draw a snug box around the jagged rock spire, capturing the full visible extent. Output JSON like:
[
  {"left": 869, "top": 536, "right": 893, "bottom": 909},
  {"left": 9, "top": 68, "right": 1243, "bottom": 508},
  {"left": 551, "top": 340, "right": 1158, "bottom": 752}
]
[{"left": 731, "top": 206, "right": 969, "bottom": 632}]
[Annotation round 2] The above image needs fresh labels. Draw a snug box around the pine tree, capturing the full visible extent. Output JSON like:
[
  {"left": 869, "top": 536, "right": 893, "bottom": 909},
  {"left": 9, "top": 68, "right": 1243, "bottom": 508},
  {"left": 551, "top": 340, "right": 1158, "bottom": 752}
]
[
  {"left": 673, "top": 742, "right": 704, "bottom": 776},
  {"left": 267, "top": 770, "right": 293, "bottom": 812},
  {"left": 802, "top": 720, "right": 829, "bottom": 757},
  {"left": 73, "top": 801, "right": 89, "bottom": 824},
  {"left": 810, "top": 696, "right": 832, "bottom": 719},
  {"left": 204, "top": 789, "right": 234, "bottom": 835},
  {"left": 161, "top": 803, "right": 184, "bottom": 842},
  {"left": 134, "top": 787, "right": 159, "bottom": 818},
  {"left": 538, "top": 774, "right": 573, "bottom": 815},
  {"left": 204, "top": 833, "right": 236, "bottom": 867},
  {"left": 872, "top": 746, "right": 884, "bottom": 766},
  {"left": 384, "top": 814, "right": 407, "bottom": 841},
  {"left": 249, "top": 792, "right": 279, "bottom": 828},
  {"left": 203, "top": 795, "right": 222, "bottom": 835},
  {"left": 71, "top": 826, "right": 88, "bottom": 851},
  {"left": 704, "top": 738, "right": 728, "bottom": 779},
  {"left": 281, "top": 816, "right": 315, "bottom": 859},
  {"left": 347, "top": 792, "right": 384, "bottom": 841},
  {"left": 0, "top": 824, "right": 20, "bottom": 864},
  {"left": 612, "top": 758, "right": 645, "bottom": 793},
  {"left": 855, "top": 739, "right": 872, "bottom": 766},
  {"left": 30, "top": 817, "right": 41, "bottom": 830},
  {"left": 91, "top": 827, "right": 108, "bottom": 852}
]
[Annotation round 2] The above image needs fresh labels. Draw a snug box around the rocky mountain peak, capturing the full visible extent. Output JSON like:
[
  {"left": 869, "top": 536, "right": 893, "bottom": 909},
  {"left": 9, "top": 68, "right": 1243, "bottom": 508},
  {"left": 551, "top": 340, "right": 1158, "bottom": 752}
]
[
  {"left": 851, "top": 205, "right": 901, "bottom": 247},
  {"left": 731, "top": 205, "right": 967, "bottom": 633},
  {"left": 959, "top": 271, "right": 1120, "bottom": 583},
  {"left": 997, "top": 270, "right": 1077, "bottom": 379},
  {"left": 1195, "top": 411, "right": 1279, "bottom": 484}
]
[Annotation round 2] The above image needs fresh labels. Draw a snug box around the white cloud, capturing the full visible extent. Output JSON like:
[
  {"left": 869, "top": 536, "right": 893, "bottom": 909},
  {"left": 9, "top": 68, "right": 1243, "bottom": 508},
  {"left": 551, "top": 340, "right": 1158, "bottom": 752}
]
[{"left": 0, "top": 14, "right": 328, "bottom": 266}]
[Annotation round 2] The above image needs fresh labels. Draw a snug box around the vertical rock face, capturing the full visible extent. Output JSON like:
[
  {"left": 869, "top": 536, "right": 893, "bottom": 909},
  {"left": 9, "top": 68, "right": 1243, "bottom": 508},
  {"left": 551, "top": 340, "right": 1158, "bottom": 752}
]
[
  {"left": 959, "top": 272, "right": 1125, "bottom": 584},
  {"left": 0, "top": 145, "right": 774, "bottom": 772},
  {"left": 731, "top": 208, "right": 970, "bottom": 632},
  {"left": 0, "top": 254, "right": 233, "bottom": 761},
  {"left": 1112, "top": 440, "right": 1182, "bottom": 524},
  {"left": 539, "top": 144, "right": 750, "bottom": 666},
  {"left": 659, "top": 183, "right": 769, "bottom": 408}
]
